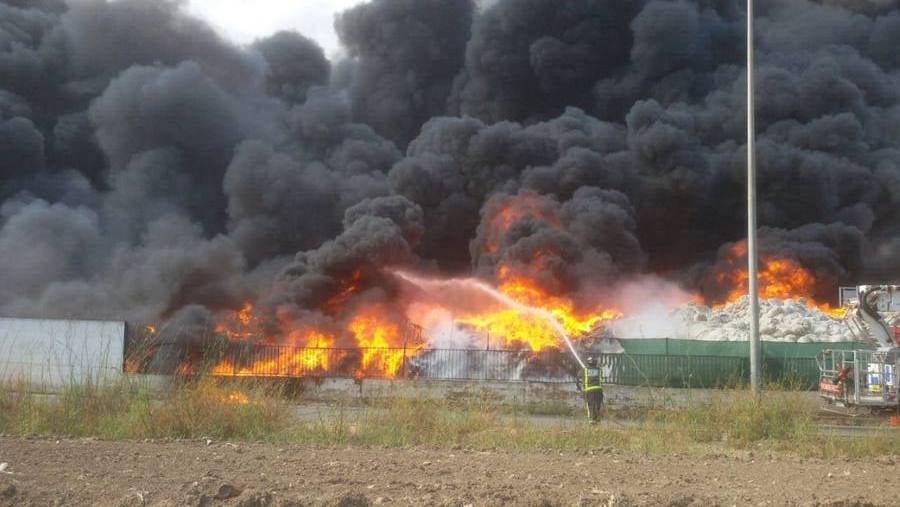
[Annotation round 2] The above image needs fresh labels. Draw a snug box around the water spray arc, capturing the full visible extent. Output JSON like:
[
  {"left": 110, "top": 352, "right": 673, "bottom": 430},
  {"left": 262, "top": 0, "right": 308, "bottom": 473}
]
[{"left": 390, "top": 269, "right": 587, "bottom": 369}]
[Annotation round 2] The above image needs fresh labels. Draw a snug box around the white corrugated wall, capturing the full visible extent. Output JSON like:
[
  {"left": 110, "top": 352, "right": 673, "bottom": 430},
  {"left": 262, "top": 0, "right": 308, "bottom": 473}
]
[{"left": 0, "top": 318, "right": 125, "bottom": 389}]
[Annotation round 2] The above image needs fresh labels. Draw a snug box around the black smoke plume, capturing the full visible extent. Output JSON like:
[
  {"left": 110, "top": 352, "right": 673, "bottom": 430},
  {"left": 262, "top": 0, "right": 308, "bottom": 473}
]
[{"left": 1, "top": 0, "right": 898, "bottom": 334}]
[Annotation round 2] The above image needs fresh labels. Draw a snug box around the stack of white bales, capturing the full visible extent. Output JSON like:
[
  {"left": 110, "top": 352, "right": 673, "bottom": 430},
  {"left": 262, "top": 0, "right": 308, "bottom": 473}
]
[{"left": 674, "top": 296, "right": 855, "bottom": 343}]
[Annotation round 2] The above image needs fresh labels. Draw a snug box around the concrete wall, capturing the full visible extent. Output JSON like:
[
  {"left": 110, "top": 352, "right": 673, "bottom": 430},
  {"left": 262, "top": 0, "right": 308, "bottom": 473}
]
[
  {"left": 0, "top": 318, "right": 125, "bottom": 389},
  {"left": 276, "top": 376, "right": 788, "bottom": 409},
  {"left": 292, "top": 377, "right": 580, "bottom": 405}
]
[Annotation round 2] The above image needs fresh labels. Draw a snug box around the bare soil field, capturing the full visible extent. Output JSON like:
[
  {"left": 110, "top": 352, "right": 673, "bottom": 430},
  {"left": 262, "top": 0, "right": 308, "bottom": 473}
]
[{"left": 0, "top": 436, "right": 895, "bottom": 506}]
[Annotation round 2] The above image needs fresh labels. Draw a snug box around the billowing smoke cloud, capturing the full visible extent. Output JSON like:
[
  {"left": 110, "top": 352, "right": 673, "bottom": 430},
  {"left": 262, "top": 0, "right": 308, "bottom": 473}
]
[
  {"left": 252, "top": 31, "right": 329, "bottom": 105},
  {"left": 469, "top": 188, "right": 645, "bottom": 299},
  {"left": 0, "top": 0, "right": 899, "bottom": 335},
  {"left": 0, "top": 198, "right": 100, "bottom": 304},
  {"left": 336, "top": 0, "right": 473, "bottom": 146},
  {"left": 693, "top": 222, "right": 866, "bottom": 303},
  {"left": 259, "top": 195, "right": 425, "bottom": 343},
  {"left": 450, "top": 0, "right": 644, "bottom": 122}
]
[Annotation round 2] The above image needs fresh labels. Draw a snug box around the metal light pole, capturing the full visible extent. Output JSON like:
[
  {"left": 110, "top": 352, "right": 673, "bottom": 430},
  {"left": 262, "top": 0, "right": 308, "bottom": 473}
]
[{"left": 746, "top": 0, "right": 761, "bottom": 395}]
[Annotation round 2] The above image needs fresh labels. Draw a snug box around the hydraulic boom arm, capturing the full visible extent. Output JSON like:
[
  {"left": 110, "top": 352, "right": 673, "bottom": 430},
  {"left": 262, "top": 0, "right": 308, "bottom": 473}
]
[{"left": 847, "top": 285, "right": 898, "bottom": 350}]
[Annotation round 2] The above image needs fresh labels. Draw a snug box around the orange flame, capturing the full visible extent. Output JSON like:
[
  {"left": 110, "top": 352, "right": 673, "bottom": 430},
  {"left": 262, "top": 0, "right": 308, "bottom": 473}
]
[
  {"left": 238, "top": 303, "right": 253, "bottom": 325},
  {"left": 210, "top": 329, "right": 336, "bottom": 377},
  {"left": 211, "top": 359, "right": 239, "bottom": 376},
  {"left": 499, "top": 275, "right": 622, "bottom": 335},
  {"left": 714, "top": 242, "right": 846, "bottom": 317},
  {"left": 224, "top": 390, "right": 250, "bottom": 404},
  {"left": 215, "top": 302, "right": 260, "bottom": 341},
  {"left": 124, "top": 357, "right": 139, "bottom": 374},
  {"left": 323, "top": 268, "right": 364, "bottom": 314},
  {"left": 193, "top": 184, "right": 659, "bottom": 380},
  {"left": 483, "top": 193, "right": 561, "bottom": 253},
  {"left": 198, "top": 191, "right": 623, "bottom": 378},
  {"left": 349, "top": 305, "right": 421, "bottom": 377},
  {"left": 398, "top": 274, "right": 616, "bottom": 353},
  {"left": 206, "top": 295, "right": 421, "bottom": 378},
  {"left": 463, "top": 193, "right": 622, "bottom": 349}
]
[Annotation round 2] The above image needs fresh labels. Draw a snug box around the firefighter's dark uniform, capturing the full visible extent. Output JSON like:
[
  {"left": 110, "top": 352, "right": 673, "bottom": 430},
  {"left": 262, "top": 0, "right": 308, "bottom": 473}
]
[{"left": 583, "top": 362, "right": 604, "bottom": 422}]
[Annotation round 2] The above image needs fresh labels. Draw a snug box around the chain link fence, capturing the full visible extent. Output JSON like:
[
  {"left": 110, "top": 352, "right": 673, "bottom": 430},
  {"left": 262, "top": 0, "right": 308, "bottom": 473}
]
[{"left": 130, "top": 339, "right": 823, "bottom": 388}]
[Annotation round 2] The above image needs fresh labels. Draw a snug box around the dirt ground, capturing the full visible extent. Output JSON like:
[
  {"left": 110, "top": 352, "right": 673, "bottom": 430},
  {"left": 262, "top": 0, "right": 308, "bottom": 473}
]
[{"left": 0, "top": 436, "right": 895, "bottom": 507}]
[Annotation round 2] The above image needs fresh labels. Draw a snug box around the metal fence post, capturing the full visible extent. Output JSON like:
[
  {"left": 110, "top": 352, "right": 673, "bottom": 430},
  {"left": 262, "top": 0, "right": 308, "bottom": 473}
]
[
  {"left": 402, "top": 346, "right": 408, "bottom": 378},
  {"left": 402, "top": 327, "right": 409, "bottom": 378}
]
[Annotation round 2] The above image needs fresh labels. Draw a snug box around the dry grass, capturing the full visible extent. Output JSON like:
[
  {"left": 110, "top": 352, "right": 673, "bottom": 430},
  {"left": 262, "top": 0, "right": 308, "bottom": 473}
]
[
  {"left": 669, "top": 389, "right": 819, "bottom": 445},
  {"left": 0, "top": 377, "right": 291, "bottom": 440},
  {"left": 283, "top": 392, "right": 899, "bottom": 458},
  {"left": 2, "top": 379, "right": 897, "bottom": 459},
  {"left": 657, "top": 387, "right": 900, "bottom": 458},
  {"left": 288, "top": 388, "right": 900, "bottom": 457}
]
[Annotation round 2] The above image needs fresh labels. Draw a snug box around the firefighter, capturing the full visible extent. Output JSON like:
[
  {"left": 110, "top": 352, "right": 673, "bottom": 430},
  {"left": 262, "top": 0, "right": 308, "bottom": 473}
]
[{"left": 582, "top": 356, "right": 604, "bottom": 423}]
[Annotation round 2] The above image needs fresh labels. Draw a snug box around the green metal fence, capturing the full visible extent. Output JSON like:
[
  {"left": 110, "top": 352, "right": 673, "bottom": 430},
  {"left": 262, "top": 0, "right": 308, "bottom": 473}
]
[
  {"left": 141, "top": 336, "right": 868, "bottom": 389},
  {"left": 606, "top": 339, "right": 871, "bottom": 389},
  {"left": 604, "top": 354, "right": 746, "bottom": 388}
]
